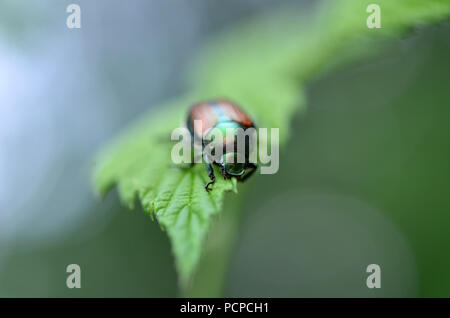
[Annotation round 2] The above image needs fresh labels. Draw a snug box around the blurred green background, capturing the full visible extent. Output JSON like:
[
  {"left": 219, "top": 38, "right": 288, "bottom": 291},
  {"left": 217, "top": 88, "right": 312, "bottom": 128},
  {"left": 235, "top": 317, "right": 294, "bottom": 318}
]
[{"left": 1, "top": 0, "right": 449, "bottom": 297}]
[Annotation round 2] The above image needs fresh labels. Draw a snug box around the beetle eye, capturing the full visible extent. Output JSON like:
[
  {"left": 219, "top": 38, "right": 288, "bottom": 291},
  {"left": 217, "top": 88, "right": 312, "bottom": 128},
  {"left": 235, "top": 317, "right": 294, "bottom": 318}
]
[{"left": 225, "top": 162, "right": 245, "bottom": 176}]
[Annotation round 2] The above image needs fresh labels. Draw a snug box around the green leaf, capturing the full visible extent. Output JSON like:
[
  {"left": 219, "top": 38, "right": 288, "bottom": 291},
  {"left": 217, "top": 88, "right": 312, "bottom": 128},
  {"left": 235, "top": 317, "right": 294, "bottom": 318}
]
[
  {"left": 94, "top": 98, "right": 237, "bottom": 286},
  {"left": 94, "top": 0, "right": 450, "bottom": 289}
]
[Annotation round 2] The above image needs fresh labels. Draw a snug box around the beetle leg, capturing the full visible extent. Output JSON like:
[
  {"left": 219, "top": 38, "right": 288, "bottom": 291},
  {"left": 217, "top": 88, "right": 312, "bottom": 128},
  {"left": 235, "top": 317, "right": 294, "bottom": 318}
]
[
  {"left": 204, "top": 154, "right": 216, "bottom": 191},
  {"left": 205, "top": 172, "right": 215, "bottom": 191},
  {"left": 239, "top": 163, "right": 257, "bottom": 182},
  {"left": 220, "top": 165, "right": 227, "bottom": 179}
]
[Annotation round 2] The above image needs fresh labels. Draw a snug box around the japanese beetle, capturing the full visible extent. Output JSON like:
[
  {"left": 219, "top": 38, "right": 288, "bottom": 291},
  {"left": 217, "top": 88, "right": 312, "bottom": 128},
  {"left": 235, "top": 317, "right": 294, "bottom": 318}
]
[{"left": 187, "top": 99, "right": 258, "bottom": 191}]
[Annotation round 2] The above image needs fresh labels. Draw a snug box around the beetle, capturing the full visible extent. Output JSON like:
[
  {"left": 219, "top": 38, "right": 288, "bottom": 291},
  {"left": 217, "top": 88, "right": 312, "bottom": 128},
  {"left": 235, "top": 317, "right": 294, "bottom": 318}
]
[{"left": 186, "top": 99, "right": 258, "bottom": 191}]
